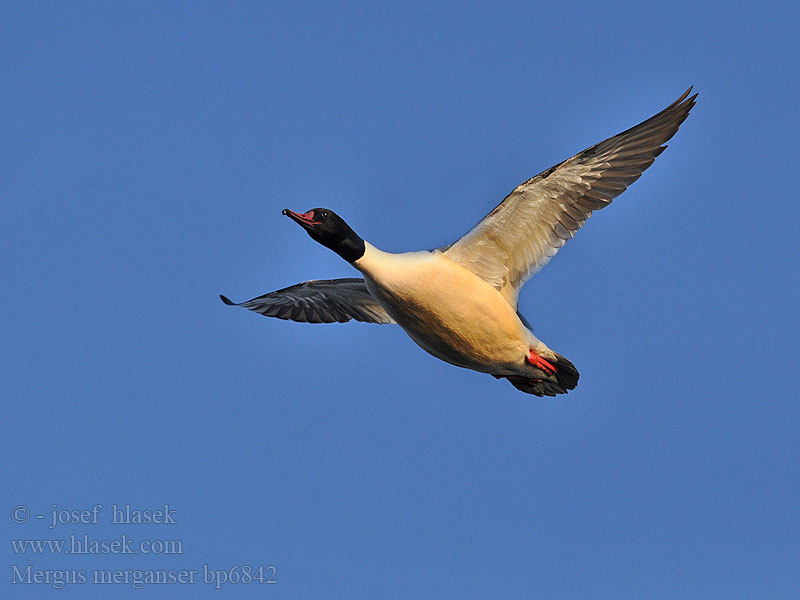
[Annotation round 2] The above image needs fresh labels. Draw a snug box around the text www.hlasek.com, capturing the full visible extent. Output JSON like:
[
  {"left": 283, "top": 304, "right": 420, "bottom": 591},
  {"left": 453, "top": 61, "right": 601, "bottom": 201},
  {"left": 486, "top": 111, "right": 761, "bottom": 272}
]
[
  {"left": 10, "top": 503, "right": 277, "bottom": 589},
  {"left": 11, "top": 534, "right": 182, "bottom": 555}
]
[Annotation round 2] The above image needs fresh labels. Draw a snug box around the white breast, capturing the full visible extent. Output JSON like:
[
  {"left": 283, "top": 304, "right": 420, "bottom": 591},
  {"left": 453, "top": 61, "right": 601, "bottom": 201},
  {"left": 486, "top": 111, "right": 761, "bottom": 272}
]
[{"left": 353, "top": 242, "right": 539, "bottom": 374}]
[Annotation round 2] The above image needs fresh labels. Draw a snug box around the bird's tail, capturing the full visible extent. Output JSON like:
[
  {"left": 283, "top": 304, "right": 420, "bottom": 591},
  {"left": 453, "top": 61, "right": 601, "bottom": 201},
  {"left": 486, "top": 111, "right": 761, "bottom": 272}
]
[{"left": 505, "top": 352, "right": 580, "bottom": 397}]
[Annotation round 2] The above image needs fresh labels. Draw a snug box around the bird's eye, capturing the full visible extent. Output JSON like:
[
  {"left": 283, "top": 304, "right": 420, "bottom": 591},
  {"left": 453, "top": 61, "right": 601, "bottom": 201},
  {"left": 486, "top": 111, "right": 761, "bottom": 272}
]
[{"left": 322, "top": 211, "right": 329, "bottom": 218}]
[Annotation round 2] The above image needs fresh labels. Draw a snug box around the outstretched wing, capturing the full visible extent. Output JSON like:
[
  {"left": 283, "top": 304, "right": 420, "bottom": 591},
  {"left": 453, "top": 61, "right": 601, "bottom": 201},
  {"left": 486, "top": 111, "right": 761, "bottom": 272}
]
[
  {"left": 220, "top": 278, "right": 395, "bottom": 324},
  {"left": 444, "top": 88, "right": 697, "bottom": 307}
]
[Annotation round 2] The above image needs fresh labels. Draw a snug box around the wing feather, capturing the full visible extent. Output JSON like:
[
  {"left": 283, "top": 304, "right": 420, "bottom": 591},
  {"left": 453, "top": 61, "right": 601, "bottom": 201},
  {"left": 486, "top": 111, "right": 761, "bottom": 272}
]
[
  {"left": 444, "top": 88, "right": 697, "bottom": 306},
  {"left": 220, "top": 278, "right": 395, "bottom": 324}
]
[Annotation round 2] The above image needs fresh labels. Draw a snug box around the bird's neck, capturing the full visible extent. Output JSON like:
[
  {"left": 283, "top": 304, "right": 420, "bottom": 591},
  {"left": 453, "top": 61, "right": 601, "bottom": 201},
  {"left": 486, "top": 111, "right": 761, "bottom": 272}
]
[
  {"left": 351, "top": 241, "right": 394, "bottom": 276},
  {"left": 333, "top": 234, "right": 365, "bottom": 263},
  {"left": 323, "top": 223, "right": 365, "bottom": 263}
]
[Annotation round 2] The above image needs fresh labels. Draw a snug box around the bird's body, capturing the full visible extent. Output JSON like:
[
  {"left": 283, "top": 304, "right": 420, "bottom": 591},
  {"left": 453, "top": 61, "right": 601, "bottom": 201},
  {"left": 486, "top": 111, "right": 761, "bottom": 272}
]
[
  {"left": 355, "top": 242, "right": 540, "bottom": 374},
  {"left": 222, "top": 88, "right": 696, "bottom": 396}
]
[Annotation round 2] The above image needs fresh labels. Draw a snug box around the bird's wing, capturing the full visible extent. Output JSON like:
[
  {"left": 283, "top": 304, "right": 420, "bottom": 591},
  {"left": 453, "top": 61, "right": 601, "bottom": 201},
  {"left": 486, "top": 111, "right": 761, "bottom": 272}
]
[
  {"left": 444, "top": 88, "right": 697, "bottom": 307},
  {"left": 220, "top": 278, "right": 395, "bottom": 324}
]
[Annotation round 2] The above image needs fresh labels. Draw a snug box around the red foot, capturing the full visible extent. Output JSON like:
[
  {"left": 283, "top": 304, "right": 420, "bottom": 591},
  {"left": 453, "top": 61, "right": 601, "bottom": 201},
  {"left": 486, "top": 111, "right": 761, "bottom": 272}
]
[{"left": 526, "top": 350, "right": 557, "bottom": 374}]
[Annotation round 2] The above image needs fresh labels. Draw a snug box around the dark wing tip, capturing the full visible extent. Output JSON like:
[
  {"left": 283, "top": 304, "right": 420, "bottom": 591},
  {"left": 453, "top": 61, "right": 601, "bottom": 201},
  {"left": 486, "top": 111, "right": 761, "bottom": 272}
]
[
  {"left": 672, "top": 86, "right": 698, "bottom": 117},
  {"left": 219, "top": 294, "right": 237, "bottom": 306},
  {"left": 672, "top": 86, "right": 697, "bottom": 105}
]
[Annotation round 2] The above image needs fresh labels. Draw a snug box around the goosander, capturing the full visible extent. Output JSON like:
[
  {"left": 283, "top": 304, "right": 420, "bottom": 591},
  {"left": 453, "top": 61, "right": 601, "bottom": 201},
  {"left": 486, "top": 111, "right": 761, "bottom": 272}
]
[{"left": 222, "top": 88, "right": 696, "bottom": 396}]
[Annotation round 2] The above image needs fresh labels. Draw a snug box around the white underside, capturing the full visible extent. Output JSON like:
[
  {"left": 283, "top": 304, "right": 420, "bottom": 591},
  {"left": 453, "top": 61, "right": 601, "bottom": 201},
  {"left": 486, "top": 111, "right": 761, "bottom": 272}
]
[{"left": 354, "top": 242, "right": 552, "bottom": 377}]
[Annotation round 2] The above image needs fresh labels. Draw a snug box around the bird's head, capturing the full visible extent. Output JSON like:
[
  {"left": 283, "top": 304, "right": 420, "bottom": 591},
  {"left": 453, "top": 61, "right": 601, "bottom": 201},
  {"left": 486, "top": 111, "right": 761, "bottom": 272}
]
[{"left": 282, "top": 208, "right": 365, "bottom": 263}]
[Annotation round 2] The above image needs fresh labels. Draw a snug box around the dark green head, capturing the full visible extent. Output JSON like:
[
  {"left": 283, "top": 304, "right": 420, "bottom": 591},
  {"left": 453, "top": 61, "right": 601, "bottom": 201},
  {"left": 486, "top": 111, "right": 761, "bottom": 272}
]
[{"left": 282, "top": 208, "right": 365, "bottom": 263}]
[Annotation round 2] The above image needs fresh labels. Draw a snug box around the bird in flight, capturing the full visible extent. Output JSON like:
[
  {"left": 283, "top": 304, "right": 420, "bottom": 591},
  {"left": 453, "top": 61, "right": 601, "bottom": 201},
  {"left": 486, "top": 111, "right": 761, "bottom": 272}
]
[{"left": 222, "top": 88, "right": 696, "bottom": 396}]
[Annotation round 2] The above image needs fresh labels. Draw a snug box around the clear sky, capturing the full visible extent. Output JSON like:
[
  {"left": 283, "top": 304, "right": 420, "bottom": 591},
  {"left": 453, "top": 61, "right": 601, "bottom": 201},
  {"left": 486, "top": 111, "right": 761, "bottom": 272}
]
[{"left": 2, "top": 2, "right": 798, "bottom": 598}]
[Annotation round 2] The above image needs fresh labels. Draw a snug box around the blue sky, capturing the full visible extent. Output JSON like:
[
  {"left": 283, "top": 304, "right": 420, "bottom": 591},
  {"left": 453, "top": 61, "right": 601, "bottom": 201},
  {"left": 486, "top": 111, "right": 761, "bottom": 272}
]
[{"left": 2, "top": 2, "right": 798, "bottom": 598}]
